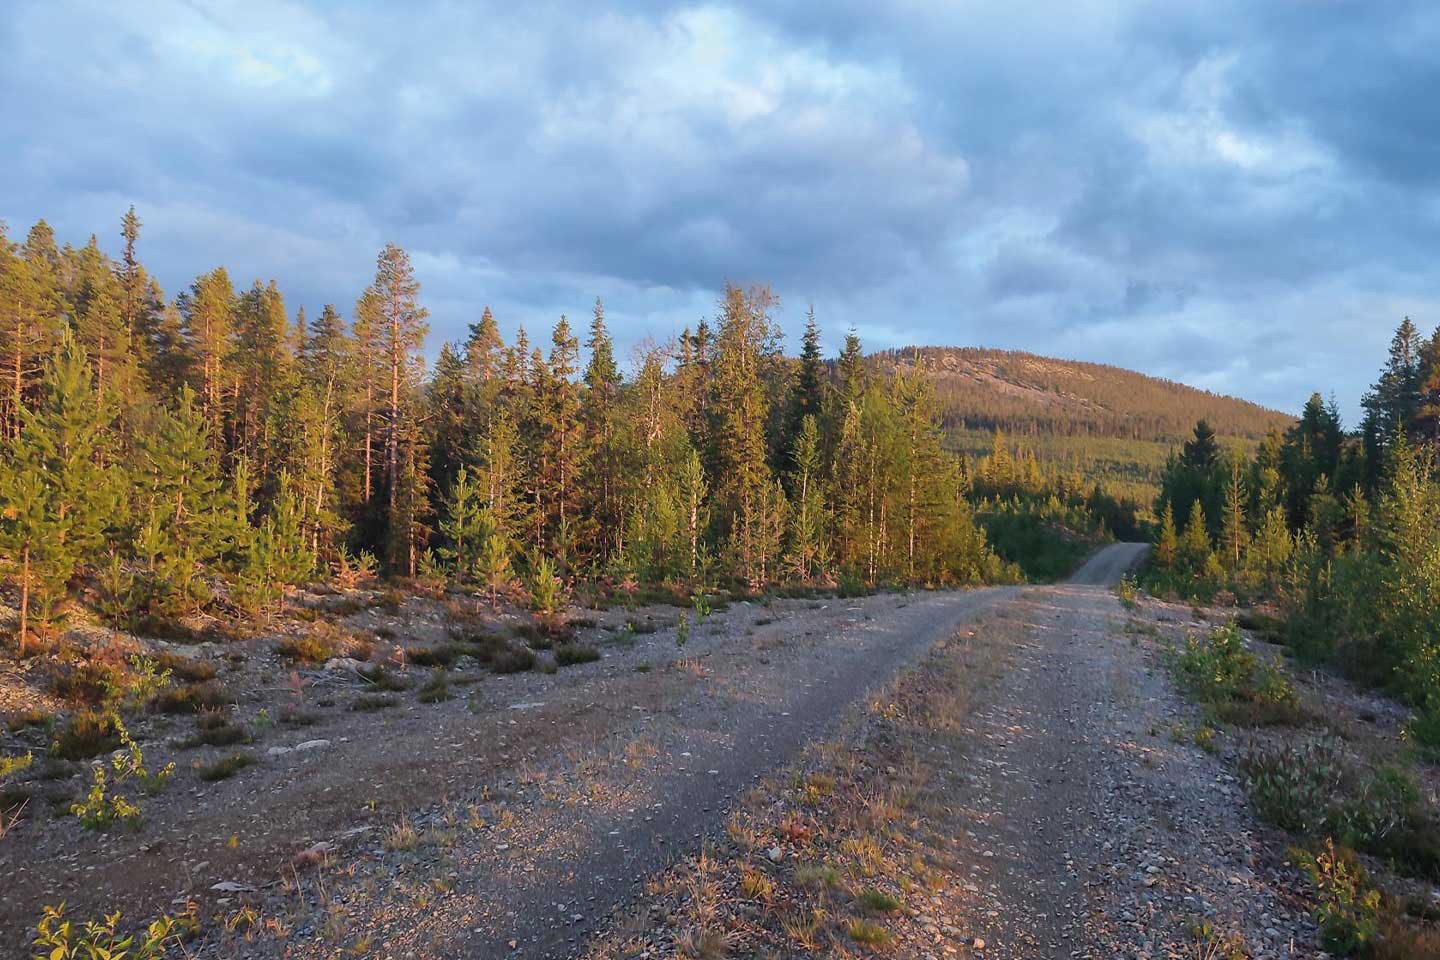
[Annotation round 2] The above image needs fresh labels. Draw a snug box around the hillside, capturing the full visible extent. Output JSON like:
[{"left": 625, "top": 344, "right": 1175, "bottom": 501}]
[{"left": 871, "top": 347, "right": 1298, "bottom": 502}]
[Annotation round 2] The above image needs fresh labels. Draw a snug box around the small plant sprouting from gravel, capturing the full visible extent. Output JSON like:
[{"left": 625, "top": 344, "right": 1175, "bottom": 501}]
[
  {"left": 555, "top": 644, "right": 601, "bottom": 667},
  {"left": 418, "top": 672, "right": 452, "bottom": 703},
  {"left": 856, "top": 888, "right": 901, "bottom": 913},
  {"left": 846, "top": 917, "right": 892, "bottom": 946},
  {"left": 199, "top": 752, "right": 257, "bottom": 782},
  {"left": 351, "top": 694, "right": 400, "bottom": 712}
]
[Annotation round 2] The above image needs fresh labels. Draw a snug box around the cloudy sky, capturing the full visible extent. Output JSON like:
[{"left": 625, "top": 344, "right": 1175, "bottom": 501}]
[{"left": 2, "top": 1, "right": 1436, "bottom": 420}]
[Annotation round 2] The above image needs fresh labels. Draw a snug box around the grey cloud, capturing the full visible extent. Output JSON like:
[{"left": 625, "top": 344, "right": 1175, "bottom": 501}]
[{"left": 4, "top": 1, "right": 1440, "bottom": 421}]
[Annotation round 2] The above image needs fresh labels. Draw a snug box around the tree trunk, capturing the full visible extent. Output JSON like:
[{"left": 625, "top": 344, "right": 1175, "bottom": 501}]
[{"left": 17, "top": 545, "right": 29, "bottom": 657}]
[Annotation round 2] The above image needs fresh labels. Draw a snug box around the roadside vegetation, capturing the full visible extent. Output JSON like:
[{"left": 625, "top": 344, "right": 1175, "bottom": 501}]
[{"left": 1151, "top": 614, "right": 1440, "bottom": 956}]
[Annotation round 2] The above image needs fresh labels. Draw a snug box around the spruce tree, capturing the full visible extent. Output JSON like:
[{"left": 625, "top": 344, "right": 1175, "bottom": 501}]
[
  {"left": 427, "top": 342, "right": 470, "bottom": 497},
  {"left": 710, "top": 283, "right": 778, "bottom": 584},
  {"left": 581, "top": 299, "right": 623, "bottom": 563},
  {"left": 786, "top": 414, "right": 826, "bottom": 579},
  {"left": 1179, "top": 501, "right": 1211, "bottom": 573},
  {"left": 1220, "top": 458, "right": 1249, "bottom": 570},
  {"left": 539, "top": 315, "right": 582, "bottom": 563},
  {"left": 784, "top": 307, "right": 825, "bottom": 459},
  {"left": 465, "top": 306, "right": 504, "bottom": 386}
]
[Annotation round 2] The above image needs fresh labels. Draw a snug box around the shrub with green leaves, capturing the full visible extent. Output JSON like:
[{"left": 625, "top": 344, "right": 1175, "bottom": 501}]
[
  {"left": 1171, "top": 623, "right": 1301, "bottom": 725},
  {"left": 71, "top": 718, "right": 173, "bottom": 829},
  {"left": 33, "top": 902, "right": 179, "bottom": 960},
  {"left": 1293, "top": 840, "right": 1383, "bottom": 956},
  {"left": 1240, "top": 738, "right": 1345, "bottom": 834}
]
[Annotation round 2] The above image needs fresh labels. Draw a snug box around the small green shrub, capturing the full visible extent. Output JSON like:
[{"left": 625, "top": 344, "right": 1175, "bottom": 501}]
[
  {"left": 406, "top": 644, "right": 463, "bottom": 668},
  {"left": 357, "top": 665, "right": 410, "bottom": 691},
  {"left": 1172, "top": 623, "right": 1302, "bottom": 725},
  {"left": 191, "top": 711, "right": 250, "bottom": 747},
  {"left": 152, "top": 652, "right": 217, "bottom": 683},
  {"left": 1295, "top": 839, "right": 1383, "bottom": 955},
  {"left": 1115, "top": 574, "right": 1139, "bottom": 610},
  {"left": 33, "top": 902, "right": 179, "bottom": 960},
  {"left": 275, "top": 634, "right": 336, "bottom": 665},
  {"left": 279, "top": 706, "right": 319, "bottom": 726},
  {"left": 554, "top": 644, "right": 600, "bottom": 667},
  {"left": 846, "top": 918, "right": 891, "bottom": 946},
  {"left": 1241, "top": 739, "right": 1345, "bottom": 834},
  {"left": 198, "top": 752, "right": 256, "bottom": 782},
  {"left": 418, "top": 672, "right": 452, "bottom": 703},
  {"left": 72, "top": 719, "right": 172, "bottom": 828},
  {"left": 0, "top": 751, "right": 33, "bottom": 780},
  {"left": 490, "top": 645, "right": 536, "bottom": 674},
  {"left": 52, "top": 710, "right": 122, "bottom": 760},
  {"left": 350, "top": 694, "right": 399, "bottom": 711},
  {"left": 155, "top": 681, "right": 232, "bottom": 714},
  {"left": 857, "top": 889, "right": 901, "bottom": 913}
]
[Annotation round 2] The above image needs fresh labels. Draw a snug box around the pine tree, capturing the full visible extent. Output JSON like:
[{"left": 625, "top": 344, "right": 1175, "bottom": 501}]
[
  {"left": 476, "top": 517, "right": 511, "bottom": 607},
  {"left": 134, "top": 387, "right": 229, "bottom": 613},
  {"left": 474, "top": 410, "right": 524, "bottom": 547},
  {"left": 437, "top": 466, "right": 485, "bottom": 579},
  {"left": 0, "top": 232, "right": 61, "bottom": 438},
  {"left": 179, "top": 267, "right": 236, "bottom": 438},
  {"left": 350, "top": 287, "right": 383, "bottom": 509},
  {"left": 1246, "top": 506, "right": 1293, "bottom": 582},
  {"left": 232, "top": 280, "right": 296, "bottom": 473},
  {"left": 372, "top": 244, "right": 429, "bottom": 567},
  {"left": 71, "top": 237, "right": 135, "bottom": 401},
  {"left": 387, "top": 420, "right": 431, "bottom": 577},
  {"left": 0, "top": 334, "right": 120, "bottom": 651},
  {"left": 296, "top": 304, "right": 351, "bottom": 555}
]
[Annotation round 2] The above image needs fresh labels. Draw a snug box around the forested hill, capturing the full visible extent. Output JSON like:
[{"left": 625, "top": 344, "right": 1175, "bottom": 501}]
[{"left": 871, "top": 347, "right": 1295, "bottom": 444}]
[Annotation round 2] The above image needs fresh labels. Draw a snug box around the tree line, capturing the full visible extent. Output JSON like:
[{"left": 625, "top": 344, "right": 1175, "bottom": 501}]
[
  {"left": 0, "top": 211, "right": 1029, "bottom": 652},
  {"left": 1146, "top": 316, "right": 1440, "bottom": 743}
]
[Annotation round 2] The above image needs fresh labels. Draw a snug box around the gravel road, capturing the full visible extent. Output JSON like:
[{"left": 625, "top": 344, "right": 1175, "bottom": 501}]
[
  {"left": 941, "top": 542, "right": 1319, "bottom": 957},
  {"left": 402, "top": 585, "right": 1024, "bottom": 959}
]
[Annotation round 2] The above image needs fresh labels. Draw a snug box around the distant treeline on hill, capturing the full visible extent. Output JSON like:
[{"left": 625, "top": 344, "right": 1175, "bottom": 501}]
[{"left": 870, "top": 347, "right": 1296, "bottom": 444}]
